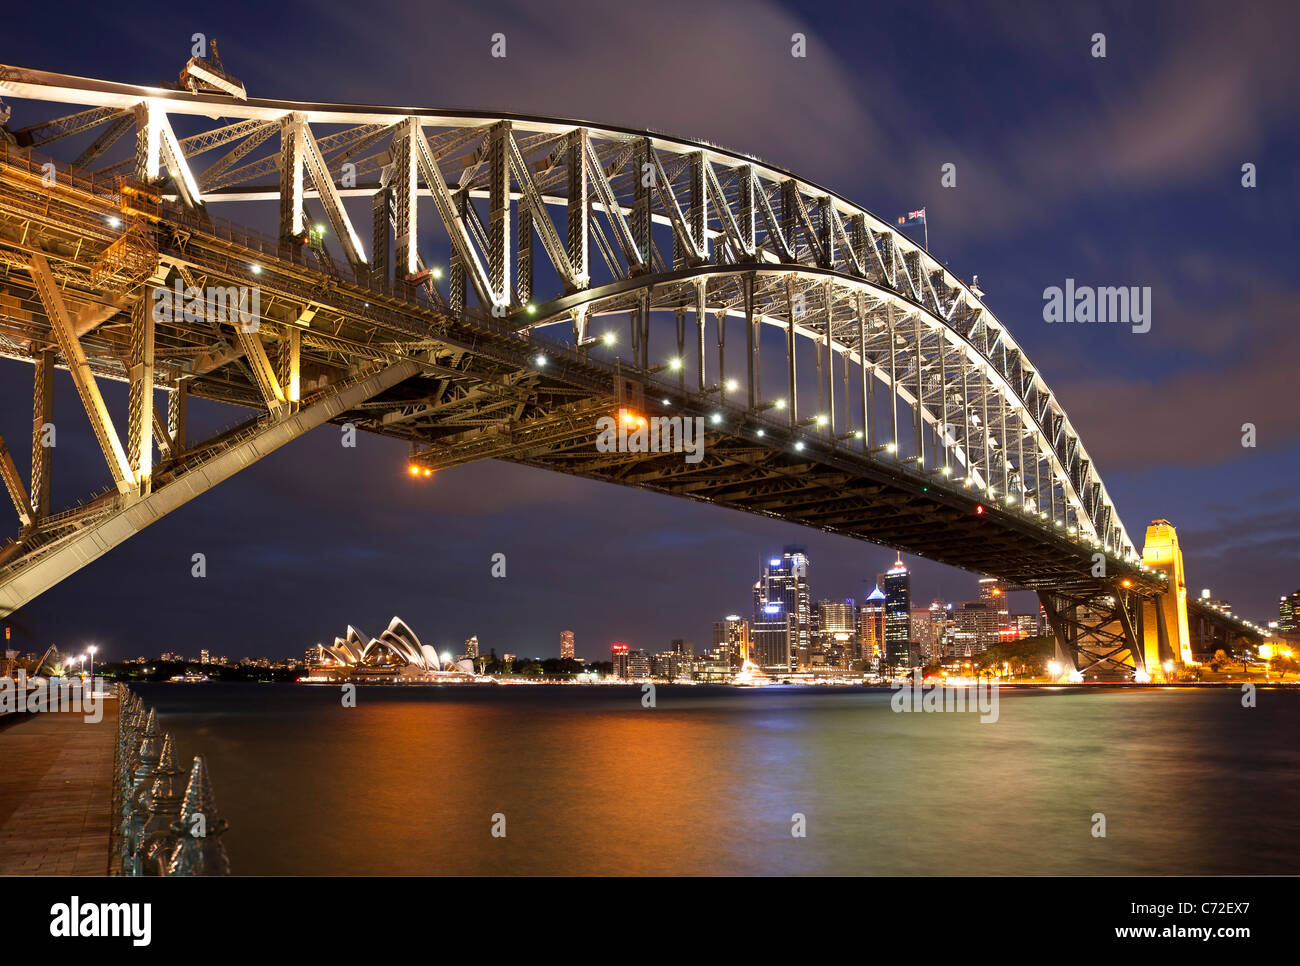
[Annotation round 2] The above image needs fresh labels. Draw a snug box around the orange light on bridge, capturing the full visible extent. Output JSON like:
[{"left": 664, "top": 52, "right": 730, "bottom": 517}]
[
  {"left": 408, "top": 464, "right": 434, "bottom": 478},
  {"left": 1121, "top": 579, "right": 1133, "bottom": 588},
  {"left": 619, "top": 408, "right": 646, "bottom": 430}
]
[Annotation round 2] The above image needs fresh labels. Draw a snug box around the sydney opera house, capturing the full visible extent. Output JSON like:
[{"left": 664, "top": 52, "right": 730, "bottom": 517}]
[{"left": 308, "top": 617, "right": 476, "bottom": 680}]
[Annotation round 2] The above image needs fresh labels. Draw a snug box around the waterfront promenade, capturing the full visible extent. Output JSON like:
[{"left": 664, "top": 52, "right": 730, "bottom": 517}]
[{"left": 0, "top": 695, "right": 117, "bottom": 874}]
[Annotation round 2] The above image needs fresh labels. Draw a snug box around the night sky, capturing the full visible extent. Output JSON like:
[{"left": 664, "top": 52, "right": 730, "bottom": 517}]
[{"left": 2, "top": 0, "right": 1296, "bottom": 662}]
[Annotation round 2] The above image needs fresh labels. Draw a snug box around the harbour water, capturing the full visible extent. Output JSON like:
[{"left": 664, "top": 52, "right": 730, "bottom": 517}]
[{"left": 136, "top": 683, "right": 1300, "bottom": 875}]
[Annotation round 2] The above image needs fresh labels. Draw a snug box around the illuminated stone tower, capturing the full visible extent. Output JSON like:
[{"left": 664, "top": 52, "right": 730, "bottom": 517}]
[{"left": 1141, "top": 520, "right": 1192, "bottom": 678}]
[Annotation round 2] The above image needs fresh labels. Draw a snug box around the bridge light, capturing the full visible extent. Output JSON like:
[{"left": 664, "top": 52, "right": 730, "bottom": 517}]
[
  {"left": 885, "top": 442, "right": 896, "bottom": 453},
  {"left": 794, "top": 441, "right": 805, "bottom": 451},
  {"left": 711, "top": 413, "right": 722, "bottom": 424},
  {"left": 774, "top": 398, "right": 787, "bottom": 409},
  {"left": 854, "top": 431, "right": 865, "bottom": 439},
  {"left": 669, "top": 357, "right": 683, "bottom": 371},
  {"left": 526, "top": 303, "right": 537, "bottom": 314},
  {"left": 975, "top": 505, "right": 985, "bottom": 515},
  {"left": 941, "top": 466, "right": 952, "bottom": 476},
  {"left": 1121, "top": 579, "right": 1132, "bottom": 587},
  {"left": 602, "top": 331, "right": 617, "bottom": 346},
  {"left": 534, "top": 354, "right": 546, "bottom": 367},
  {"left": 408, "top": 465, "right": 420, "bottom": 476},
  {"left": 107, "top": 215, "right": 121, "bottom": 228},
  {"left": 250, "top": 264, "right": 262, "bottom": 275},
  {"left": 816, "top": 414, "right": 827, "bottom": 426},
  {"left": 726, "top": 379, "right": 739, "bottom": 393},
  {"left": 423, "top": 468, "right": 432, "bottom": 477},
  {"left": 432, "top": 267, "right": 443, "bottom": 280},
  {"left": 756, "top": 429, "right": 765, "bottom": 437},
  {"left": 662, "top": 398, "right": 670, "bottom": 405}
]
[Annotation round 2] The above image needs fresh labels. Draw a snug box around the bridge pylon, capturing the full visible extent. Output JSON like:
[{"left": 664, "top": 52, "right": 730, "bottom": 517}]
[{"left": 1141, "top": 520, "right": 1192, "bottom": 680}]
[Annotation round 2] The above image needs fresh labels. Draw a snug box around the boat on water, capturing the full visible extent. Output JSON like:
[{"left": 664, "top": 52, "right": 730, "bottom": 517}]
[
  {"left": 168, "top": 673, "right": 210, "bottom": 683},
  {"left": 732, "top": 660, "right": 772, "bottom": 687}
]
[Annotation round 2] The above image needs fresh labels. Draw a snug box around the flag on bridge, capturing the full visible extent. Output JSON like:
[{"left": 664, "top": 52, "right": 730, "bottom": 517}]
[{"left": 896, "top": 208, "right": 926, "bottom": 228}]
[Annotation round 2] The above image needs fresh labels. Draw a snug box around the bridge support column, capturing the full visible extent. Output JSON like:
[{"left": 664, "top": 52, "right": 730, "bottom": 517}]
[
  {"left": 785, "top": 277, "right": 797, "bottom": 428},
  {"left": 31, "top": 349, "right": 53, "bottom": 521},
  {"left": 1141, "top": 520, "right": 1192, "bottom": 674},
  {"left": 167, "top": 379, "right": 188, "bottom": 454},
  {"left": 126, "top": 294, "right": 156, "bottom": 494}
]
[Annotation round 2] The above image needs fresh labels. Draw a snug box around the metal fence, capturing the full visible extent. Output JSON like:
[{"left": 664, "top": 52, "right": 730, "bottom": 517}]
[{"left": 110, "top": 683, "right": 231, "bottom": 875}]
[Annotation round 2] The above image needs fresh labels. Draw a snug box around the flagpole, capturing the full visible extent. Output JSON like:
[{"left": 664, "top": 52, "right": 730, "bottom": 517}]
[{"left": 924, "top": 207, "right": 929, "bottom": 252}]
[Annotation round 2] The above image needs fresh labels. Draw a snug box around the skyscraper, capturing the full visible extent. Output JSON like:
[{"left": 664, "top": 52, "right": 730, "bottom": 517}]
[
  {"left": 817, "top": 599, "right": 857, "bottom": 669},
  {"left": 670, "top": 638, "right": 694, "bottom": 677},
  {"left": 753, "top": 547, "right": 813, "bottom": 670},
  {"left": 860, "top": 584, "right": 886, "bottom": 671},
  {"left": 979, "top": 577, "right": 1011, "bottom": 639},
  {"left": 750, "top": 601, "right": 789, "bottom": 672},
  {"left": 712, "top": 615, "right": 751, "bottom": 669},
  {"left": 610, "top": 643, "right": 630, "bottom": 678},
  {"left": 463, "top": 635, "right": 479, "bottom": 659},
  {"left": 1279, "top": 592, "right": 1300, "bottom": 635},
  {"left": 882, "top": 553, "right": 912, "bottom": 671},
  {"left": 560, "top": 630, "right": 575, "bottom": 660}
]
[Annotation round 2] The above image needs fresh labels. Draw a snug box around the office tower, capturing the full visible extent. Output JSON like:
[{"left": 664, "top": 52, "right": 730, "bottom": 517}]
[
  {"left": 1013, "top": 614, "right": 1039, "bottom": 639},
  {"left": 979, "top": 577, "right": 1011, "bottom": 639},
  {"left": 752, "top": 580, "right": 790, "bottom": 672},
  {"left": 817, "top": 599, "right": 857, "bottom": 669},
  {"left": 754, "top": 547, "right": 813, "bottom": 669},
  {"left": 626, "top": 649, "right": 652, "bottom": 678},
  {"left": 955, "top": 601, "right": 1000, "bottom": 651},
  {"left": 882, "top": 553, "right": 912, "bottom": 670},
  {"left": 464, "top": 635, "right": 479, "bottom": 659},
  {"left": 712, "top": 615, "right": 751, "bottom": 669},
  {"left": 560, "top": 630, "right": 575, "bottom": 660},
  {"left": 860, "top": 585, "right": 886, "bottom": 670},
  {"left": 1279, "top": 592, "right": 1300, "bottom": 634},
  {"left": 670, "top": 638, "right": 695, "bottom": 674},
  {"left": 610, "top": 643, "right": 630, "bottom": 678},
  {"left": 651, "top": 651, "right": 674, "bottom": 678},
  {"left": 201, "top": 649, "right": 211, "bottom": 665}
]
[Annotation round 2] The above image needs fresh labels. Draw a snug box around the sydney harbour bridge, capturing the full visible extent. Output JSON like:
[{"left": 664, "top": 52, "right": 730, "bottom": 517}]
[{"left": 0, "top": 53, "right": 1262, "bottom": 681}]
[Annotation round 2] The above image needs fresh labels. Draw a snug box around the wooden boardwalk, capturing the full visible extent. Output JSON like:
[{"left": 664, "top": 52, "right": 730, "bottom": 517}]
[{"left": 0, "top": 695, "right": 117, "bottom": 874}]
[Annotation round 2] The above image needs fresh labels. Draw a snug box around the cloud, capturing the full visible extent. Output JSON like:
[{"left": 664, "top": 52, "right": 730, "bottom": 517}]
[
  {"left": 908, "top": 0, "right": 1300, "bottom": 238},
  {"left": 247, "top": 0, "right": 890, "bottom": 190}
]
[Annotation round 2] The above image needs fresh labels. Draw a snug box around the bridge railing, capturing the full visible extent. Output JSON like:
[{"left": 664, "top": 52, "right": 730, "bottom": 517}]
[{"left": 111, "top": 683, "right": 231, "bottom": 876}]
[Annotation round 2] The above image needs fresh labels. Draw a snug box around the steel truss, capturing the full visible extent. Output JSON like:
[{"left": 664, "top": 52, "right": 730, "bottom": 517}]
[{"left": 1038, "top": 584, "right": 1148, "bottom": 679}]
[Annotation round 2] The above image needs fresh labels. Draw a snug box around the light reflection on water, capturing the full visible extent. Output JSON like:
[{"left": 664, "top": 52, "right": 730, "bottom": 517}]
[{"left": 135, "top": 683, "right": 1300, "bottom": 875}]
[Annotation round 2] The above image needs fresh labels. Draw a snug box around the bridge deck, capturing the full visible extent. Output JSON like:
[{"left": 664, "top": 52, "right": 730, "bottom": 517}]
[{"left": 0, "top": 696, "right": 117, "bottom": 874}]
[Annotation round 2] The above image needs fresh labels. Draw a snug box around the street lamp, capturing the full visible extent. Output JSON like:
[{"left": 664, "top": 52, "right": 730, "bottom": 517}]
[
  {"left": 78, "top": 654, "right": 87, "bottom": 679},
  {"left": 87, "top": 645, "right": 97, "bottom": 680}
]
